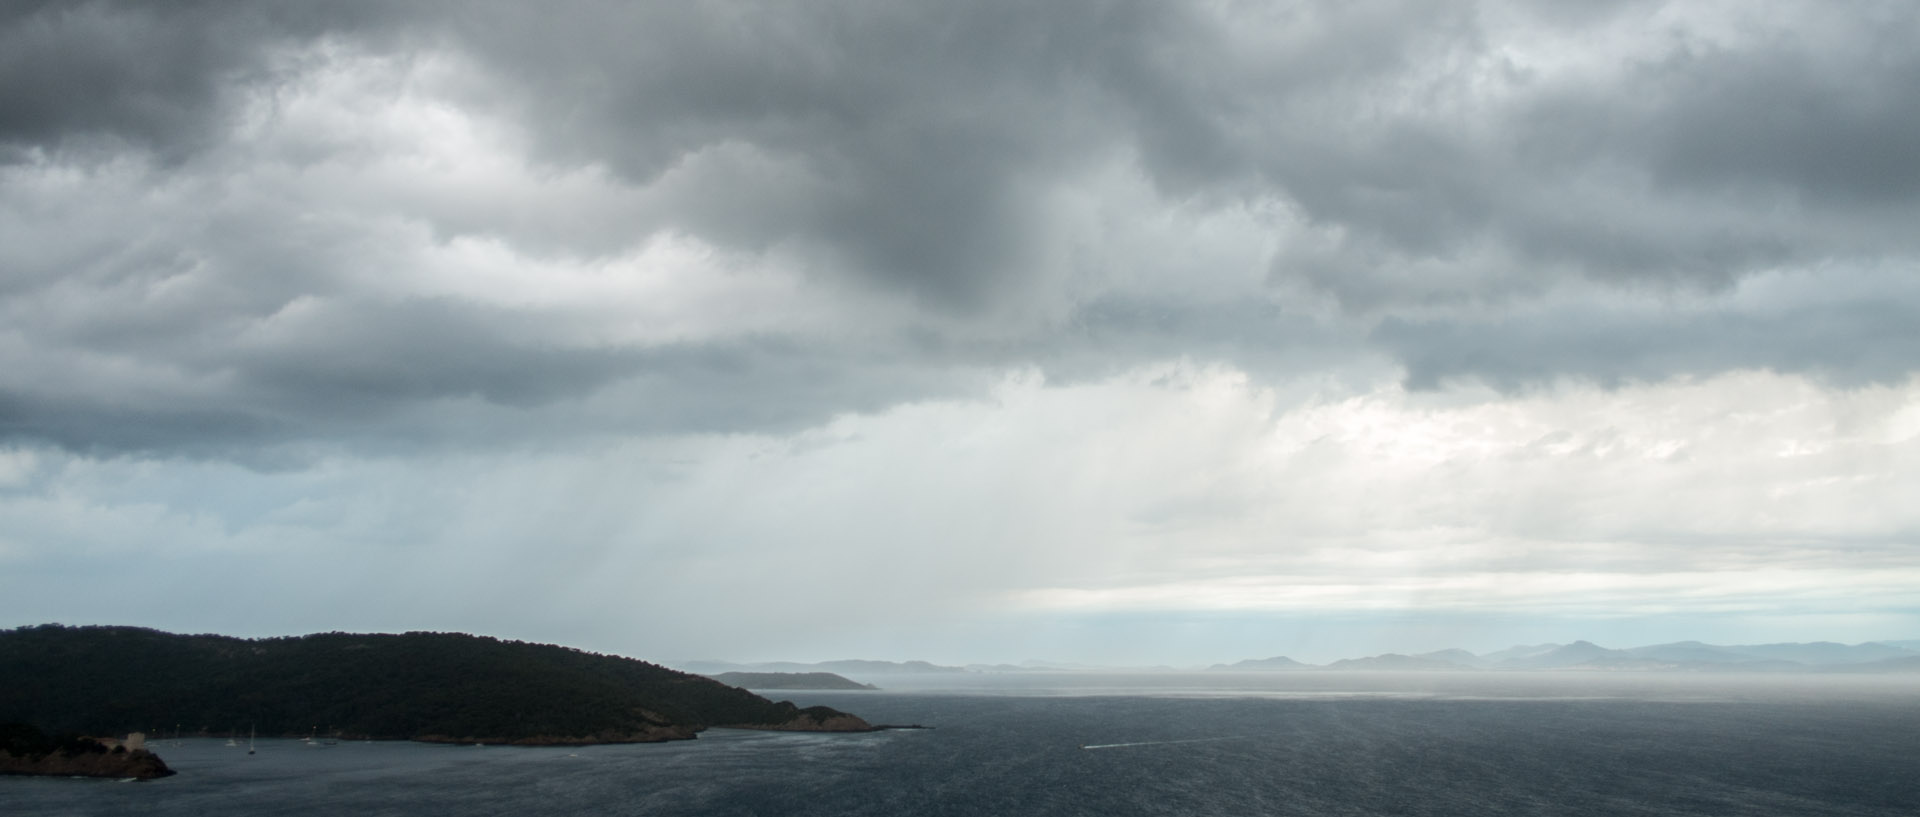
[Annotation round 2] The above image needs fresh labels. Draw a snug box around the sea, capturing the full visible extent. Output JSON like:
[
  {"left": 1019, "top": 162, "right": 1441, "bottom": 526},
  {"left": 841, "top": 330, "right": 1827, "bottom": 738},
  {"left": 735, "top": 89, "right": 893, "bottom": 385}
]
[{"left": 5, "top": 672, "right": 1916, "bottom": 816}]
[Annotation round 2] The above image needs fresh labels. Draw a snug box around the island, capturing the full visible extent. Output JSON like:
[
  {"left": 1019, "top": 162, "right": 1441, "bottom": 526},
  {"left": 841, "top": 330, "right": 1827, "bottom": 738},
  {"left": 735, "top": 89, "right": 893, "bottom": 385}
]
[{"left": 0, "top": 624, "right": 878, "bottom": 747}]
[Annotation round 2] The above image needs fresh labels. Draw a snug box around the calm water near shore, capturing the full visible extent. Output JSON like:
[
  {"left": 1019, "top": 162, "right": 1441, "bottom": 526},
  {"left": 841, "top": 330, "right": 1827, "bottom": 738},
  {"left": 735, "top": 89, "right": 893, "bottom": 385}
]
[{"left": 5, "top": 673, "right": 1916, "bottom": 816}]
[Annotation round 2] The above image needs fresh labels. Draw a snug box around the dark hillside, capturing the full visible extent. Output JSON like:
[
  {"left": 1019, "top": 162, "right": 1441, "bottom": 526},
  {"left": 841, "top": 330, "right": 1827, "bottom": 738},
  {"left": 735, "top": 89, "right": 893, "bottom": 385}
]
[{"left": 0, "top": 625, "right": 867, "bottom": 743}]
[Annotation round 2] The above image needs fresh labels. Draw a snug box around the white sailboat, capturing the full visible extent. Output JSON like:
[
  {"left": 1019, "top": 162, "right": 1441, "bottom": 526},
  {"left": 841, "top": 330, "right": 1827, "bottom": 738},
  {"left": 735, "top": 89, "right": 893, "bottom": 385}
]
[{"left": 247, "top": 723, "right": 256, "bottom": 755}]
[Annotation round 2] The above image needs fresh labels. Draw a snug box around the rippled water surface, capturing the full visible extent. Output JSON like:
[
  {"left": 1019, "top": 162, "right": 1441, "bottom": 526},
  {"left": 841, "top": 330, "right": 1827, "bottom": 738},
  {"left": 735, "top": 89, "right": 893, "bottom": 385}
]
[{"left": 6, "top": 674, "right": 1916, "bottom": 816}]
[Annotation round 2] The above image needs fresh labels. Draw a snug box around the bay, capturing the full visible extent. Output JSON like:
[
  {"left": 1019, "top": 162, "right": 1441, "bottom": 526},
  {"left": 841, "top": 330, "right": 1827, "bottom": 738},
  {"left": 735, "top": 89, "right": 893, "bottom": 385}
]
[{"left": 5, "top": 673, "right": 1915, "bottom": 816}]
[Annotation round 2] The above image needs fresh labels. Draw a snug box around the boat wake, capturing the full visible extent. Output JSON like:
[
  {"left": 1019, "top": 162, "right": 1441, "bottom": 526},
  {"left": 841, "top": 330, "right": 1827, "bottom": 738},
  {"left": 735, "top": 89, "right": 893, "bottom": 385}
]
[{"left": 1079, "top": 736, "right": 1245, "bottom": 750}]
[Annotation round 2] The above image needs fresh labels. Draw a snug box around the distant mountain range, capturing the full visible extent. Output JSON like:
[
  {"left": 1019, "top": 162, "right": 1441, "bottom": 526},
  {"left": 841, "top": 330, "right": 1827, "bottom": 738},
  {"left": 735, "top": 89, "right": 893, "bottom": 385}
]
[
  {"left": 680, "top": 640, "right": 1920, "bottom": 681},
  {"left": 680, "top": 659, "right": 968, "bottom": 676},
  {"left": 1209, "top": 640, "right": 1919, "bottom": 673}
]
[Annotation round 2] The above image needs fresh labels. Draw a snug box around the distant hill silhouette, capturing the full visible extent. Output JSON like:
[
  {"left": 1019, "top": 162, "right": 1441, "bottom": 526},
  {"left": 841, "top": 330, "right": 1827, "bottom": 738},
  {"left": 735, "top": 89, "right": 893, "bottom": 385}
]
[
  {"left": 1415, "top": 649, "right": 1491, "bottom": 668},
  {"left": 1211, "top": 639, "right": 1920, "bottom": 673},
  {"left": 678, "top": 659, "right": 966, "bottom": 678},
  {"left": 709, "top": 672, "right": 877, "bottom": 690},
  {"left": 1207, "top": 656, "right": 1310, "bottom": 671},
  {"left": 1321, "top": 653, "right": 1472, "bottom": 671},
  {"left": 0, "top": 625, "right": 868, "bottom": 744}
]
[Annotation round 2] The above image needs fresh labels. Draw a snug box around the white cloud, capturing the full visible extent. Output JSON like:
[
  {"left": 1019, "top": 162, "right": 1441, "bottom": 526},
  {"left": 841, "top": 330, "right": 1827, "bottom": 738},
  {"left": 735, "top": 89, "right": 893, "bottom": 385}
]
[{"left": 5, "top": 364, "right": 1913, "bottom": 658}]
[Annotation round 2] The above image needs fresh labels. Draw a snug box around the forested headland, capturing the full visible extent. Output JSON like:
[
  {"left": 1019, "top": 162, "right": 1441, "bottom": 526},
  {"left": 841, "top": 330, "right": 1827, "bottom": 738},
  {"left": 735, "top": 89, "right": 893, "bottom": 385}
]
[{"left": 0, "top": 624, "right": 869, "bottom": 744}]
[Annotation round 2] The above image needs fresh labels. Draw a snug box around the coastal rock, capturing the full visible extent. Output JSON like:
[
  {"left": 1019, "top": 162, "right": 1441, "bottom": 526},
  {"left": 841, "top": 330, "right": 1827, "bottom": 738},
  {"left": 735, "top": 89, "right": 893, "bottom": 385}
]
[{"left": 0, "top": 745, "right": 174, "bottom": 780}]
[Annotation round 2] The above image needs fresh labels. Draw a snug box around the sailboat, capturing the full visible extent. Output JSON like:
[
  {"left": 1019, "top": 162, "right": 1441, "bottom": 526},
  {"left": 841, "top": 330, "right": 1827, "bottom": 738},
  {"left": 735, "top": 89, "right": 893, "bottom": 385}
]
[{"left": 247, "top": 723, "right": 256, "bottom": 755}]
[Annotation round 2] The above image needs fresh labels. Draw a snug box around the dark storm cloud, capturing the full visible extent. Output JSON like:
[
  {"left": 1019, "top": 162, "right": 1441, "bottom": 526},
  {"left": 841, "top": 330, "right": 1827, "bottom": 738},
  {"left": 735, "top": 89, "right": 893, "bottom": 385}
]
[
  {"left": 0, "top": 295, "right": 643, "bottom": 456},
  {"left": 0, "top": 0, "right": 413, "bottom": 161},
  {"left": 441, "top": 0, "right": 1185, "bottom": 311},
  {"left": 428, "top": 0, "right": 1920, "bottom": 324},
  {"left": 1484, "top": 12, "right": 1920, "bottom": 271},
  {"left": 0, "top": 389, "right": 288, "bottom": 458},
  {"left": 3, "top": 1, "right": 1919, "bottom": 458},
  {"left": 14, "top": 1, "right": 1917, "bottom": 292},
  {"left": 1377, "top": 287, "right": 1920, "bottom": 391},
  {"left": 1255, "top": 3, "right": 1920, "bottom": 301},
  {"left": 1624, "top": 26, "right": 1920, "bottom": 207},
  {"left": 0, "top": 328, "right": 972, "bottom": 459}
]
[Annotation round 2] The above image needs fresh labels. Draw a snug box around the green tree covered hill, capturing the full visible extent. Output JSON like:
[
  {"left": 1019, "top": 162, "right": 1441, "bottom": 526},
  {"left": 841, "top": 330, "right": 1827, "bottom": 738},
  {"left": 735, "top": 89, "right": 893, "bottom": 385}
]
[{"left": 0, "top": 625, "right": 866, "bottom": 743}]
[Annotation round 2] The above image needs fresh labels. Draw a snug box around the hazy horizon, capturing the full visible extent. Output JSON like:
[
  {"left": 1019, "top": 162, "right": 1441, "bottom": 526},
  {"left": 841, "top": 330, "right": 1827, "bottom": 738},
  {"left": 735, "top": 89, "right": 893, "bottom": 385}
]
[
  {"left": 681, "top": 637, "right": 1920, "bottom": 670},
  {"left": 3, "top": 1, "right": 1917, "bottom": 668},
  {"left": 13, "top": 621, "right": 1916, "bottom": 672}
]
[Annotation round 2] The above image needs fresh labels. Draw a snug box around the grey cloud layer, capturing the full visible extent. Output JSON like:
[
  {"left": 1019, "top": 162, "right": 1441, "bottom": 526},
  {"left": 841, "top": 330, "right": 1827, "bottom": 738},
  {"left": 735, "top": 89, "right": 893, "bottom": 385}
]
[
  {"left": 4, "top": 0, "right": 1917, "bottom": 455},
  {"left": 0, "top": 1, "right": 413, "bottom": 160}
]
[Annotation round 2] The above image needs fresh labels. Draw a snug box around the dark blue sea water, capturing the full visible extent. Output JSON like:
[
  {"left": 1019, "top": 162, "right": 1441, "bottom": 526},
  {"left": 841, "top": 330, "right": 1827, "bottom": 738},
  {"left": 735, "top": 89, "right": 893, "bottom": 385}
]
[{"left": 6, "top": 673, "right": 1916, "bottom": 816}]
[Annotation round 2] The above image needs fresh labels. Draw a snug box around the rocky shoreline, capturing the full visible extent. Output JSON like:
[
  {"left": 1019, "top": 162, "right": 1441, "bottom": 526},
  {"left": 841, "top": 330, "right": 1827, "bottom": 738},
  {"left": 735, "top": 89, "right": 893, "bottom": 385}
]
[
  {"left": 0, "top": 748, "right": 175, "bottom": 780},
  {"left": 0, "top": 728, "right": 174, "bottom": 781}
]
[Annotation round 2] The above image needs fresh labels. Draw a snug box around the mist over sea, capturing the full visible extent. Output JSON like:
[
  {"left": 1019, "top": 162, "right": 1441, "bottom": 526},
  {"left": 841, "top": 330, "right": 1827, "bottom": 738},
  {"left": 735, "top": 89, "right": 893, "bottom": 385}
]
[{"left": 6, "top": 673, "right": 1915, "bottom": 816}]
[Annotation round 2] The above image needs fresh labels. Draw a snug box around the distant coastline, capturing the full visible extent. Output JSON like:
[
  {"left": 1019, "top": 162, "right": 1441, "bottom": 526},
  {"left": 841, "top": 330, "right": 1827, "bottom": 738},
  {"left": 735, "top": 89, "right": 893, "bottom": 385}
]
[
  {"left": 708, "top": 671, "right": 878, "bottom": 691},
  {"left": 677, "top": 638, "right": 1920, "bottom": 681},
  {"left": 1204, "top": 640, "right": 1920, "bottom": 673}
]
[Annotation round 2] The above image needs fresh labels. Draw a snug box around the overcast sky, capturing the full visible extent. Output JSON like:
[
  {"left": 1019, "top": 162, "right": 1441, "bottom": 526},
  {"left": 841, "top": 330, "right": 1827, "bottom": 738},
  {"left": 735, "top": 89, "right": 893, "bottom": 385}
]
[{"left": 3, "top": 0, "right": 1916, "bottom": 665}]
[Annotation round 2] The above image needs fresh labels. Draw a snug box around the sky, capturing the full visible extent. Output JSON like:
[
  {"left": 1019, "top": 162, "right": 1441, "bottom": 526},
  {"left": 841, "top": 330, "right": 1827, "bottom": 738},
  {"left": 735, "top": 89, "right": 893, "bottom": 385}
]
[{"left": 2, "top": 0, "right": 1917, "bottom": 667}]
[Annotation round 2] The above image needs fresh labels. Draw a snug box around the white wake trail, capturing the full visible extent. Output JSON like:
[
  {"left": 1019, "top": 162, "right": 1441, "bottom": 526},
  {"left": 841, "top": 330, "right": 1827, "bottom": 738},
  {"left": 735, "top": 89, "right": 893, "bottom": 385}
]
[{"left": 1079, "top": 736, "right": 1245, "bottom": 750}]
